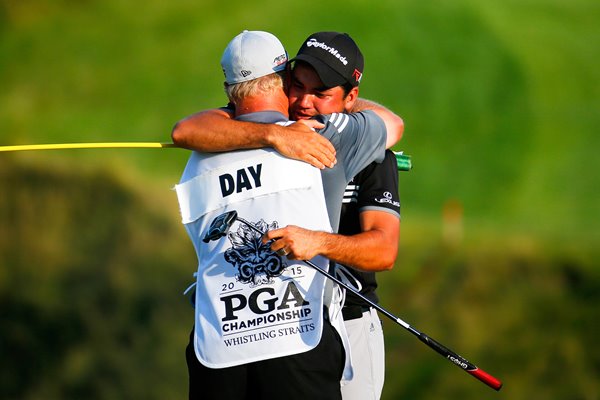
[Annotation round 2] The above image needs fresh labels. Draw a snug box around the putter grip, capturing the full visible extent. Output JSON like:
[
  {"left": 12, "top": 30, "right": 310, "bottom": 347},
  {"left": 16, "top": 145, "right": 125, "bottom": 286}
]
[
  {"left": 467, "top": 367, "right": 503, "bottom": 391},
  {"left": 419, "top": 332, "right": 502, "bottom": 391}
]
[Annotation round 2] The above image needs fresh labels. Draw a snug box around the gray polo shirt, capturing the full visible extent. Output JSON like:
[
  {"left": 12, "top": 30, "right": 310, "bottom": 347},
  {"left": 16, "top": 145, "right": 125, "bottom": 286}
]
[{"left": 232, "top": 110, "right": 386, "bottom": 231}]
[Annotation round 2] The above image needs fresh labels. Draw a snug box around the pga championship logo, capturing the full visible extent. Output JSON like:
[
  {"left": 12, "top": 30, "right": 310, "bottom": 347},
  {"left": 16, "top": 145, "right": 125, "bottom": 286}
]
[
  {"left": 218, "top": 218, "right": 316, "bottom": 345},
  {"left": 224, "top": 219, "right": 286, "bottom": 287}
]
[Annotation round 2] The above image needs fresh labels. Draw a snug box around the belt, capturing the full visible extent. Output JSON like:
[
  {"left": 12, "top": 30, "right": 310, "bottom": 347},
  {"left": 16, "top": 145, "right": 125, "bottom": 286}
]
[{"left": 342, "top": 305, "right": 371, "bottom": 321}]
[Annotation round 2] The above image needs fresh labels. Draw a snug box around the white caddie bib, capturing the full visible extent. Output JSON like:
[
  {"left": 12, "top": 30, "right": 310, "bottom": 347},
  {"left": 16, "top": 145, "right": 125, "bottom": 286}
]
[{"left": 176, "top": 150, "right": 332, "bottom": 368}]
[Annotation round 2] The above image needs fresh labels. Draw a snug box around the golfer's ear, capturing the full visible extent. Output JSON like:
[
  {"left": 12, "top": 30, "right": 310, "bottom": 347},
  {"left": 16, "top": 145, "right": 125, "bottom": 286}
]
[{"left": 344, "top": 87, "right": 359, "bottom": 113}]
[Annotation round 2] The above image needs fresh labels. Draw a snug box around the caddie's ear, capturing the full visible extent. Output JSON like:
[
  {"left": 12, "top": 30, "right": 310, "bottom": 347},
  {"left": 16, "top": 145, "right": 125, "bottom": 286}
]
[{"left": 343, "top": 86, "right": 360, "bottom": 113}]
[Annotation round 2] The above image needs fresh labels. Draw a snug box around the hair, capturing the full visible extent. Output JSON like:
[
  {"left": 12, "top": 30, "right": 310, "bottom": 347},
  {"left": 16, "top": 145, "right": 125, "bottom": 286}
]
[
  {"left": 341, "top": 82, "right": 354, "bottom": 97},
  {"left": 224, "top": 71, "right": 286, "bottom": 105}
]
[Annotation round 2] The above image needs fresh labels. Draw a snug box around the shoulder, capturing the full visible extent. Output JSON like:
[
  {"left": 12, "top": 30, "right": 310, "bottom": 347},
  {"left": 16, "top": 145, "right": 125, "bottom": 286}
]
[
  {"left": 354, "top": 150, "right": 398, "bottom": 179},
  {"left": 317, "top": 110, "right": 385, "bottom": 134},
  {"left": 382, "top": 149, "right": 399, "bottom": 168}
]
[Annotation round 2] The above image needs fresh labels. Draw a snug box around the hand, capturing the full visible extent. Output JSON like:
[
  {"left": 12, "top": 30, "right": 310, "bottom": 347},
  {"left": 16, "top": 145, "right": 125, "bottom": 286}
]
[
  {"left": 295, "top": 119, "right": 325, "bottom": 130},
  {"left": 268, "top": 122, "right": 336, "bottom": 169},
  {"left": 262, "top": 225, "right": 324, "bottom": 260}
]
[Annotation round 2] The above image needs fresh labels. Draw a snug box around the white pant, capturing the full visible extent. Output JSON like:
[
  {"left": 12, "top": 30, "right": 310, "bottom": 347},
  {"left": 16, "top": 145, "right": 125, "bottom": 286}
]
[{"left": 341, "top": 307, "right": 385, "bottom": 400}]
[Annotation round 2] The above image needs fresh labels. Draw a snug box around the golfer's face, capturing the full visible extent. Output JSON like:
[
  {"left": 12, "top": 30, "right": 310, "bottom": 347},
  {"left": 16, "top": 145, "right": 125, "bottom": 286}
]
[{"left": 288, "top": 63, "right": 347, "bottom": 120}]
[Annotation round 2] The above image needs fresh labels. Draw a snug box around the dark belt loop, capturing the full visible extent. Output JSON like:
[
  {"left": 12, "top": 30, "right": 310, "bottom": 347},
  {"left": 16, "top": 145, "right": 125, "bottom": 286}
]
[{"left": 342, "top": 305, "right": 370, "bottom": 321}]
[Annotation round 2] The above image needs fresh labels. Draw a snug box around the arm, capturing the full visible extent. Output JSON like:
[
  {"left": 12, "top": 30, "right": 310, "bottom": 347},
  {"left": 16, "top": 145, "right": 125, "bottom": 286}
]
[
  {"left": 171, "top": 108, "right": 335, "bottom": 169},
  {"left": 263, "top": 210, "right": 399, "bottom": 271},
  {"left": 172, "top": 108, "right": 264, "bottom": 151},
  {"left": 265, "top": 149, "right": 400, "bottom": 271},
  {"left": 351, "top": 98, "right": 404, "bottom": 148}
]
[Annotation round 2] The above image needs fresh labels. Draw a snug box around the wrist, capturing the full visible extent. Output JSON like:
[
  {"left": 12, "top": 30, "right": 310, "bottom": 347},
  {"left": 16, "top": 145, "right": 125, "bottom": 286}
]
[
  {"left": 316, "top": 231, "right": 335, "bottom": 258},
  {"left": 262, "top": 124, "right": 280, "bottom": 148}
]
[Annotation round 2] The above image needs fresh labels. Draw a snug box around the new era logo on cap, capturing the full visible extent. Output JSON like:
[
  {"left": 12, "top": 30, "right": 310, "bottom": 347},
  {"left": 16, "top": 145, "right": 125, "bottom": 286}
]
[{"left": 221, "top": 30, "right": 288, "bottom": 85}]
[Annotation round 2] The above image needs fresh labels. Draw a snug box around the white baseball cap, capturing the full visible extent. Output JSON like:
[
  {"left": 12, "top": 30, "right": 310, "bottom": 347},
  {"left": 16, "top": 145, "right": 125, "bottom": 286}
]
[{"left": 221, "top": 30, "right": 288, "bottom": 85}]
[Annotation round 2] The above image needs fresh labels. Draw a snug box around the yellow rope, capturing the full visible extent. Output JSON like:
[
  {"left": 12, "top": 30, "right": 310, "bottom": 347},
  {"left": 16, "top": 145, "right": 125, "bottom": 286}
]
[{"left": 0, "top": 142, "right": 177, "bottom": 152}]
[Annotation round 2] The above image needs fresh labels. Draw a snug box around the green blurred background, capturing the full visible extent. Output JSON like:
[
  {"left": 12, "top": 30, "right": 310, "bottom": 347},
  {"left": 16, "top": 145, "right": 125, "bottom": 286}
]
[{"left": 1, "top": 0, "right": 599, "bottom": 398}]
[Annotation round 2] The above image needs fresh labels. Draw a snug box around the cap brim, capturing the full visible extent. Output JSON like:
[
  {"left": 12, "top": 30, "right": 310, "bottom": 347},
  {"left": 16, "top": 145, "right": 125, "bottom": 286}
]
[{"left": 290, "top": 54, "right": 347, "bottom": 88}]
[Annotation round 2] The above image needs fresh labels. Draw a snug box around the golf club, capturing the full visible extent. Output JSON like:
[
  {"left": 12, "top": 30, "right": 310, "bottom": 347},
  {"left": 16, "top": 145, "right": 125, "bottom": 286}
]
[{"left": 204, "top": 211, "right": 503, "bottom": 391}]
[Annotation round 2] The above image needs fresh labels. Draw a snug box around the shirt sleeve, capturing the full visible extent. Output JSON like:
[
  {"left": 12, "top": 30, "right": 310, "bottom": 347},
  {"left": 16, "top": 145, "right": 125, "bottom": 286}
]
[
  {"left": 355, "top": 150, "right": 401, "bottom": 218},
  {"left": 317, "top": 110, "right": 387, "bottom": 181}
]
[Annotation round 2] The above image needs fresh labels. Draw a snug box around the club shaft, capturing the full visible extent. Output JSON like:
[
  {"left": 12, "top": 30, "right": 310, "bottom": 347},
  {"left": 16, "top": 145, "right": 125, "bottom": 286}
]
[
  {"left": 306, "top": 258, "right": 502, "bottom": 390},
  {"left": 236, "top": 217, "right": 502, "bottom": 391}
]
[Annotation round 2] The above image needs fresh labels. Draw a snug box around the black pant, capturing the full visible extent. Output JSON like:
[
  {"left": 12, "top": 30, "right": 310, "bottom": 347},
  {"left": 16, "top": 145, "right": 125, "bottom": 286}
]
[{"left": 186, "top": 319, "right": 344, "bottom": 400}]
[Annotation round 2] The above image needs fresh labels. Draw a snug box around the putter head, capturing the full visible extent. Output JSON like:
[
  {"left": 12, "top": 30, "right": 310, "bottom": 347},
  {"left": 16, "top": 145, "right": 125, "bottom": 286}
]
[{"left": 202, "top": 211, "right": 238, "bottom": 243}]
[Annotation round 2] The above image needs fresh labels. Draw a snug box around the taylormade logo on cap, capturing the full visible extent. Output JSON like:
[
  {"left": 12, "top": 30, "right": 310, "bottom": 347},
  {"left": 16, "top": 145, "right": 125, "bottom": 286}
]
[
  {"left": 306, "top": 38, "right": 349, "bottom": 66},
  {"left": 221, "top": 30, "right": 288, "bottom": 85}
]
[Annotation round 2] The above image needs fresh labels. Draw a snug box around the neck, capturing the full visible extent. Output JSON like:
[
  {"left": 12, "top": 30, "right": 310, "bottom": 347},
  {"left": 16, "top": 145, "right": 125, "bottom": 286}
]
[{"left": 235, "top": 89, "right": 289, "bottom": 118}]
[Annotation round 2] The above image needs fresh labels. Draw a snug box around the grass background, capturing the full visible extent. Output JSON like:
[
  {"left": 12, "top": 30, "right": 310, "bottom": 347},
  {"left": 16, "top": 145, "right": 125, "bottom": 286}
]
[{"left": 1, "top": 0, "right": 599, "bottom": 399}]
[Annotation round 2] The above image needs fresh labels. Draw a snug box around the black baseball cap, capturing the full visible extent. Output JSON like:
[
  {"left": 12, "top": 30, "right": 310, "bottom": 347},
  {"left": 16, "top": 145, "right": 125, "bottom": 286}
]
[{"left": 290, "top": 31, "right": 364, "bottom": 89}]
